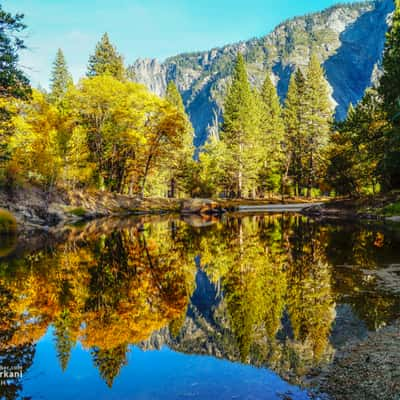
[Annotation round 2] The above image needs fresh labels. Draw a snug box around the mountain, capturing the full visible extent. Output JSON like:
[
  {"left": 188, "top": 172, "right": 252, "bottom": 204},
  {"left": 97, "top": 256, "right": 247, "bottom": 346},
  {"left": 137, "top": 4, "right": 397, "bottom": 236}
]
[{"left": 131, "top": 0, "right": 394, "bottom": 147}]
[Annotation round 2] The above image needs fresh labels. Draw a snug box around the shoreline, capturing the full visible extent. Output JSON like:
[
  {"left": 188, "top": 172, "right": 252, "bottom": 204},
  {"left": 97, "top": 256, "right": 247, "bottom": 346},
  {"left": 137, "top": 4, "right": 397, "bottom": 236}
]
[
  {"left": 301, "top": 194, "right": 400, "bottom": 223},
  {"left": 1, "top": 186, "right": 400, "bottom": 235},
  {"left": 0, "top": 185, "right": 326, "bottom": 234},
  {"left": 309, "top": 319, "right": 400, "bottom": 400}
]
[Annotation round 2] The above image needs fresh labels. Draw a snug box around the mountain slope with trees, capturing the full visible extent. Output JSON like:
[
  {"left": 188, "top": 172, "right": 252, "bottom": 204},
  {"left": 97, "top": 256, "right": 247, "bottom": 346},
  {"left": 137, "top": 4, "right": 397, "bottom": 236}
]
[{"left": 132, "top": 0, "right": 394, "bottom": 146}]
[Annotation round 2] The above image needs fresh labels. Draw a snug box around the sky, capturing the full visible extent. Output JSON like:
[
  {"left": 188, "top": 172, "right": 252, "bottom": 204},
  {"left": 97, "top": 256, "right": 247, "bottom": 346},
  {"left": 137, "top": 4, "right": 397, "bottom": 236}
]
[{"left": 3, "top": 0, "right": 358, "bottom": 88}]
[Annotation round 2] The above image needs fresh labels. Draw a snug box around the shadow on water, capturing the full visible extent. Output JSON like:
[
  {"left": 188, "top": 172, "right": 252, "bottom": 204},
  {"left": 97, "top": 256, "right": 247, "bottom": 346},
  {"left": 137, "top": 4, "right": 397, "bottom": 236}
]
[{"left": 0, "top": 213, "right": 399, "bottom": 399}]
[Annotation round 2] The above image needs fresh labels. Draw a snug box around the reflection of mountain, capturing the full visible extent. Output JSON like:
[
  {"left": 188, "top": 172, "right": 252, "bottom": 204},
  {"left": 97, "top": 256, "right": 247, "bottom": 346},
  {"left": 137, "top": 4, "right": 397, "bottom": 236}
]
[
  {"left": 141, "top": 267, "right": 335, "bottom": 384},
  {"left": 0, "top": 214, "right": 399, "bottom": 393}
]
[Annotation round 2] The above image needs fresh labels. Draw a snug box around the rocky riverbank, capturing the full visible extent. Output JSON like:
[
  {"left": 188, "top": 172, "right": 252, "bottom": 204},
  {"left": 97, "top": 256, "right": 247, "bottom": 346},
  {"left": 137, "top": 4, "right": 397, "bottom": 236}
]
[
  {"left": 302, "top": 193, "right": 400, "bottom": 222},
  {"left": 0, "top": 186, "right": 230, "bottom": 233},
  {"left": 309, "top": 319, "right": 400, "bottom": 400},
  {"left": 0, "top": 186, "right": 327, "bottom": 234}
]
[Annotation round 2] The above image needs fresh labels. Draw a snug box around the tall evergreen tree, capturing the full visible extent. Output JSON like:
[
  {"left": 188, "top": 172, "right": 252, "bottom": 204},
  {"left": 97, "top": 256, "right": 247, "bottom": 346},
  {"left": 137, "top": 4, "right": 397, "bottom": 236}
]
[
  {"left": 327, "top": 89, "right": 387, "bottom": 195},
  {"left": 87, "top": 33, "right": 125, "bottom": 80},
  {"left": 0, "top": 5, "right": 30, "bottom": 101},
  {"left": 378, "top": 0, "right": 400, "bottom": 189},
  {"left": 258, "top": 73, "right": 285, "bottom": 195},
  {"left": 379, "top": 0, "right": 400, "bottom": 117},
  {"left": 221, "top": 53, "right": 261, "bottom": 198},
  {"left": 302, "top": 54, "right": 332, "bottom": 196},
  {"left": 49, "top": 49, "right": 72, "bottom": 103},
  {"left": 0, "top": 5, "right": 31, "bottom": 182},
  {"left": 283, "top": 69, "right": 307, "bottom": 196}
]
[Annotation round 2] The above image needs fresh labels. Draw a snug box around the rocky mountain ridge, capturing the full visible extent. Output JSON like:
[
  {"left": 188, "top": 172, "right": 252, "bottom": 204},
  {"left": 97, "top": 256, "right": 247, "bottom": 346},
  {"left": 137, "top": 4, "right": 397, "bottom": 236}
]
[{"left": 131, "top": 0, "right": 394, "bottom": 146}]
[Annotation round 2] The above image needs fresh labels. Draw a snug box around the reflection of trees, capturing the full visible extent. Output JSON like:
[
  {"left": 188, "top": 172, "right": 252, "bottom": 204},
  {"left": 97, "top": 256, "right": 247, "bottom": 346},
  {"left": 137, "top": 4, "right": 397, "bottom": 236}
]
[
  {"left": 0, "top": 219, "right": 196, "bottom": 388},
  {"left": 198, "top": 215, "right": 334, "bottom": 375},
  {"left": 286, "top": 218, "right": 334, "bottom": 364},
  {"left": 327, "top": 225, "right": 400, "bottom": 330},
  {"left": 92, "top": 344, "right": 129, "bottom": 388},
  {"left": 223, "top": 218, "right": 287, "bottom": 362},
  {"left": 0, "top": 214, "right": 399, "bottom": 390},
  {"left": 0, "top": 285, "right": 35, "bottom": 400}
]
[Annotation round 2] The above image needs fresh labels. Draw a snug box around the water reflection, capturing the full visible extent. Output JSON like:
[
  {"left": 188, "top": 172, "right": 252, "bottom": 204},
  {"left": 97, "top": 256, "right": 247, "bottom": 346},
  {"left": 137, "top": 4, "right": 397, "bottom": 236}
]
[{"left": 0, "top": 214, "right": 399, "bottom": 398}]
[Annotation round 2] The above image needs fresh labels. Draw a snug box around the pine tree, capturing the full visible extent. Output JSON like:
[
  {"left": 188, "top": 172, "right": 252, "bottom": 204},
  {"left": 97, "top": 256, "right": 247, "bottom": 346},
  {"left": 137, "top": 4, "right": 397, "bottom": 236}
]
[
  {"left": 283, "top": 69, "right": 307, "bottom": 196},
  {"left": 87, "top": 33, "right": 125, "bottom": 80},
  {"left": 258, "top": 73, "right": 285, "bottom": 195},
  {"left": 302, "top": 54, "right": 332, "bottom": 197},
  {"left": 378, "top": 0, "right": 400, "bottom": 189},
  {"left": 0, "top": 5, "right": 31, "bottom": 175},
  {"left": 49, "top": 49, "right": 72, "bottom": 103},
  {"left": 221, "top": 53, "right": 261, "bottom": 198},
  {"left": 328, "top": 89, "right": 388, "bottom": 195},
  {"left": 379, "top": 0, "right": 400, "bottom": 117},
  {"left": 0, "top": 5, "right": 30, "bottom": 101}
]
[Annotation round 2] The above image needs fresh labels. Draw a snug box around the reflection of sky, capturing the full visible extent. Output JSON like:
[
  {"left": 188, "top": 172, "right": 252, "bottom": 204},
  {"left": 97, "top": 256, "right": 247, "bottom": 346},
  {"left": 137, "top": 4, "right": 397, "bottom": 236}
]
[{"left": 20, "top": 329, "right": 311, "bottom": 400}]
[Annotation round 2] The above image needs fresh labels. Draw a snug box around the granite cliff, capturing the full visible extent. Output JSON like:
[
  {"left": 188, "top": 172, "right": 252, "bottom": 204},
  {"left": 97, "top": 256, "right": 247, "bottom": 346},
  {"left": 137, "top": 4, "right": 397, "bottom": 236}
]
[{"left": 131, "top": 0, "right": 394, "bottom": 146}]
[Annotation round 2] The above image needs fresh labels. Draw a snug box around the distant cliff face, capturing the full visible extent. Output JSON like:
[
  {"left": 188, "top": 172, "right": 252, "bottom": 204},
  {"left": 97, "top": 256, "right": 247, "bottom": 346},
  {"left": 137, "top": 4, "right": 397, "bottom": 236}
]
[{"left": 131, "top": 0, "right": 394, "bottom": 147}]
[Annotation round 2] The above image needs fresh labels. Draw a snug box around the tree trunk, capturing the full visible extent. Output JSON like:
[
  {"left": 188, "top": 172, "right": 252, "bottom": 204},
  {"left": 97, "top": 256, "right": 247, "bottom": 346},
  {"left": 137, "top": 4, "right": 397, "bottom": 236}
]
[
  {"left": 169, "top": 178, "right": 176, "bottom": 198},
  {"left": 141, "top": 155, "right": 153, "bottom": 198}
]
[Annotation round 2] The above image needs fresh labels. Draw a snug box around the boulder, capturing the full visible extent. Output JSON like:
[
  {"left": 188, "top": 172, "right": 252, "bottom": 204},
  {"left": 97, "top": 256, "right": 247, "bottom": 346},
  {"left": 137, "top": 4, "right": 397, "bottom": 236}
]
[{"left": 181, "top": 199, "right": 221, "bottom": 215}]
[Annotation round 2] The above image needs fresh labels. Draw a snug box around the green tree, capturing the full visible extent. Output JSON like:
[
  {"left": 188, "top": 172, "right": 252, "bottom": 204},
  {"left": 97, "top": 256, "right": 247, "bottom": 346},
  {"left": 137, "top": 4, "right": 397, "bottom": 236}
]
[
  {"left": 0, "top": 5, "right": 30, "bottom": 101},
  {"left": 198, "top": 129, "right": 229, "bottom": 197},
  {"left": 379, "top": 0, "right": 400, "bottom": 117},
  {"left": 283, "top": 69, "right": 307, "bottom": 196},
  {"left": 0, "top": 4, "right": 31, "bottom": 181},
  {"left": 49, "top": 49, "right": 73, "bottom": 103},
  {"left": 302, "top": 53, "right": 332, "bottom": 196},
  {"left": 87, "top": 33, "right": 125, "bottom": 80},
  {"left": 378, "top": 0, "right": 400, "bottom": 189},
  {"left": 258, "top": 73, "right": 285, "bottom": 195},
  {"left": 327, "top": 89, "right": 388, "bottom": 195},
  {"left": 221, "top": 53, "right": 261, "bottom": 198}
]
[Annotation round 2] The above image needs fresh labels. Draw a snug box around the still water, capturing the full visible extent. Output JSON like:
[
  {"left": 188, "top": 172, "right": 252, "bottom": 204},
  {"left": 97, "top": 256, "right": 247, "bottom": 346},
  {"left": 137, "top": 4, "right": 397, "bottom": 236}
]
[{"left": 0, "top": 214, "right": 399, "bottom": 399}]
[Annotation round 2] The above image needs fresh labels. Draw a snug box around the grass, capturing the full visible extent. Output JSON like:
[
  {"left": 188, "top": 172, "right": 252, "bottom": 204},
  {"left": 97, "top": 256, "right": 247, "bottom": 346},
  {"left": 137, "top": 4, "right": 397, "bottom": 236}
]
[{"left": 0, "top": 209, "right": 17, "bottom": 234}]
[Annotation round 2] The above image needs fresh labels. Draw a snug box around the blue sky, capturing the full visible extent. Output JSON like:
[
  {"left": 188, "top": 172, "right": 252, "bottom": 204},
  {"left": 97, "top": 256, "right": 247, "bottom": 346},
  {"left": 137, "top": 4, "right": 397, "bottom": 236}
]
[{"left": 4, "top": 0, "right": 357, "bottom": 88}]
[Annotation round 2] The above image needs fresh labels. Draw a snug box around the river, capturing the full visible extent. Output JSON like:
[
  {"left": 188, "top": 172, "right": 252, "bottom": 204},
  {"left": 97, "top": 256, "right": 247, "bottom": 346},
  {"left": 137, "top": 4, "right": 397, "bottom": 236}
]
[{"left": 0, "top": 213, "right": 399, "bottom": 399}]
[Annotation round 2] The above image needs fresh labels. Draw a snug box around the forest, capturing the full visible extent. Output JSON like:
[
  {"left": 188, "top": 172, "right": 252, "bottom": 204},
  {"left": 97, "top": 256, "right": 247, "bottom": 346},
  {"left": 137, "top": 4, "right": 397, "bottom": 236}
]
[{"left": 1, "top": 1, "right": 400, "bottom": 200}]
